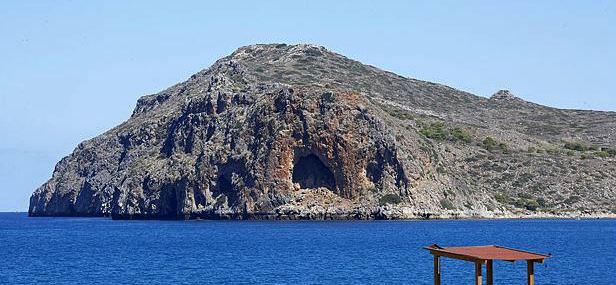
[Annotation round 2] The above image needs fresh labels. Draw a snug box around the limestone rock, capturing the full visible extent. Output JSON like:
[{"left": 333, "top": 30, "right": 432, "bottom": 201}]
[{"left": 29, "top": 44, "right": 616, "bottom": 219}]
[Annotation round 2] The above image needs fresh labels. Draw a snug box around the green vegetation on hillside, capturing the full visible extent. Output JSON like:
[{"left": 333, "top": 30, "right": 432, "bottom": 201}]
[
  {"left": 420, "top": 122, "right": 447, "bottom": 140},
  {"left": 494, "top": 193, "right": 510, "bottom": 204},
  {"left": 386, "top": 108, "right": 414, "bottom": 120},
  {"left": 419, "top": 122, "right": 472, "bottom": 143},
  {"left": 563, "top": 142, "right": 616, "bottom": 158},
  {"left": 494, "top": 192, "right": 544, "bottom": 211},
  {"left": 525, "top": 142, "right": 616, "bottom": 159},
  {"left": 379, "top": 194, "right": 402, "bottom": 205},
  {"left": 514, "top": 198, "right": 540, "bottom": 211},
  {"left": 564, "top": 142, "right": 594, "bottom": 152},
  {"left": 451, "top": 128, "right": 472, "bottom": 143},
  {"left": 482, "top": 137, "right": 497, "bottom": 150},
  {"left": 481, "top": 136, "right": 508, "bottom": 153}
]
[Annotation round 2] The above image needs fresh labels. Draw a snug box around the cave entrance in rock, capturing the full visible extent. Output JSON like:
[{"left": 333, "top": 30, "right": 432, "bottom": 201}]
[
  {"left": 292, "top": 154, "right": 336, "bottom": 191},
  {"left": 215, "top": 174, "right": 238, "bottom": 206}
]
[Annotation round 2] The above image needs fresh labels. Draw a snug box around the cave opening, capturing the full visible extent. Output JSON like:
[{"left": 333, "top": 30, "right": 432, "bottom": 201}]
[
  {"left": 215, "top": 174, "right": 238, "bottom": 206},
  {"left": 292, "top": 154, "right": 336, "bottom": 191}
]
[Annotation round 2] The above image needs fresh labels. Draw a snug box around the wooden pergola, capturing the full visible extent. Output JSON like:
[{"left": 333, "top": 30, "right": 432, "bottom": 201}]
[{"left": 424, "top": 244, "right": 550, "bottom": 285}]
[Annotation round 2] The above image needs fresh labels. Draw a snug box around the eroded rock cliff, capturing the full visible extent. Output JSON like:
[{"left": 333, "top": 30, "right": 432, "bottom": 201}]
[{"left": 30, "top": 44, "right": 616, "bottom": 219}]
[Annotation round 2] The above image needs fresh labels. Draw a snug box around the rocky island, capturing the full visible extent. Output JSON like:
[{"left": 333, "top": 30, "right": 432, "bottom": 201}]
[{"left": 29, "top": 44, "right": 616, "bottom": 219}]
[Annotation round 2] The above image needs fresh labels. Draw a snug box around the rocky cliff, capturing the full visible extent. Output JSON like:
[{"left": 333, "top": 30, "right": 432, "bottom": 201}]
[{"left": 29, "top": 44, "right": 616, "bottom": 219}]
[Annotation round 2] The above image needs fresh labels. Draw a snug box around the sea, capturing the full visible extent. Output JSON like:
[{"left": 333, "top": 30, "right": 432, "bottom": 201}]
[{"left": 0, "top": 213, "right": 614, "bottom": 284}]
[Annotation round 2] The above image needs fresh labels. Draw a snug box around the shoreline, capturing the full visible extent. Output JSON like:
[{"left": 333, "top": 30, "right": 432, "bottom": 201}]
[{"left": 13, "top": 211, "right": 616, "bottom": 221}]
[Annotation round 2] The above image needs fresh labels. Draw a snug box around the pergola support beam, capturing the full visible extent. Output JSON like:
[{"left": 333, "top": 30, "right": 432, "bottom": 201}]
[
  {"left": 433, "top": 255, "right": 441, "bottom": 285},
  {"left": 486, "top": 260, "right": 493, "bottom": 285},
  {"left": 527, "top": 261, "right": 535, "bottom": 285},
  {"left": 475, "top": 261, "right": 482, "bottom": 285}
]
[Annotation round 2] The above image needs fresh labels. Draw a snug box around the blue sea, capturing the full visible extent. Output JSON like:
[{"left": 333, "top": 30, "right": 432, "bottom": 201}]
[{"left": 0, "top": 213, "right": 614, "bottom": 284}]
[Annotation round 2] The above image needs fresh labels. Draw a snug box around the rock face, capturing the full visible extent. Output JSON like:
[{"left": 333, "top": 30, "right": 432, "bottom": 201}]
[{"left": 29, "top": 44, "right": 616, "bottom": 219}]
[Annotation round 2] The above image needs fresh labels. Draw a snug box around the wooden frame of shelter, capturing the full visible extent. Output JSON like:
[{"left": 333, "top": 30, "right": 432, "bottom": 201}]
[{"left": 424, "top": 244, "right": 550, "bottom": 285}]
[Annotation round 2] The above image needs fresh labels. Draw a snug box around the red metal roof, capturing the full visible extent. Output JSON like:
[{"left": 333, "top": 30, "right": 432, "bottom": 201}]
[{"left": 425, "top": 244, "right": 550, "bottom": 262}]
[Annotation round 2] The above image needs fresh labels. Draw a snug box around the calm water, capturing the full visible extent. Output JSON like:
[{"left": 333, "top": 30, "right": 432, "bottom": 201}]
[{"left": 0, "top": 213, "right": 614, "bottom": 284}]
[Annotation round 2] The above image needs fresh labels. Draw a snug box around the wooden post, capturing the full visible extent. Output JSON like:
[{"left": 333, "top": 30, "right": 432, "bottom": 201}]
[
  {"left": 433, "top": 255, "right": 441, "bottom": 285},
  {"left": 475, "top": 261, "right": 483, "bottom": 285},
  {"left": 527, "top": 261, "right": 534, "bottom": 285},
  {"left": 486, "top": 260, "right": 493, "bottom": 285}
]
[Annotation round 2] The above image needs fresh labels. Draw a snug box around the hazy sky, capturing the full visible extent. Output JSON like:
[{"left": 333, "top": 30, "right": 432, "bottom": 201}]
[{"left": 1, "top": 0, "right": 614, "bottom": 211}]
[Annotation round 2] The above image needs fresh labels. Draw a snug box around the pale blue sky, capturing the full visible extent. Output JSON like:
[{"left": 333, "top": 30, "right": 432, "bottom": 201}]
[{"left": 1, "top": 1, "right": 614, "bottom": 211}]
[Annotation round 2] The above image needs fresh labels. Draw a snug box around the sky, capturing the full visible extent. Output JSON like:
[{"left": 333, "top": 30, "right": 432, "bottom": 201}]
[{"left": 0, "top": 1, "right": 614, "bottom": 211}]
